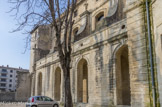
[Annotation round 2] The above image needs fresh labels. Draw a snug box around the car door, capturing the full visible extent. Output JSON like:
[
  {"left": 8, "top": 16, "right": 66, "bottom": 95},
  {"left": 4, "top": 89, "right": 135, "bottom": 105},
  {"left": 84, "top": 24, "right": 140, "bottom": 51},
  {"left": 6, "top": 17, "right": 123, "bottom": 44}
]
[
  {"left": 43, "top": 96, "right": 54, "bottom": 107},
  {"left": 35, "top": 96, "right": 46, "bottom": 107}
]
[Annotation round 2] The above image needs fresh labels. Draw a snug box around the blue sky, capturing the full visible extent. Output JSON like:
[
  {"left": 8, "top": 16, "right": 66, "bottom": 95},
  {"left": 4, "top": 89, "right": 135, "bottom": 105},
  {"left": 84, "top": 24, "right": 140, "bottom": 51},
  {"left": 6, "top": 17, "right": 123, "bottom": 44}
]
[{"left": 0, "top": 1, "right": 30, "bottom": 69}]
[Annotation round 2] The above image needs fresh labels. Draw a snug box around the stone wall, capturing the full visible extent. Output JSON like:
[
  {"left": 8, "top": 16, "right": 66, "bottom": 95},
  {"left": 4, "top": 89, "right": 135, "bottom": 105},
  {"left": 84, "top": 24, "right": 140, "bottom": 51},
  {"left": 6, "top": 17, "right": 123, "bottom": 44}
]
[
  {"left": 0, "top": 92, "right": 15, "bottom": 102},
  {"left": 152, "top": 0, "right": 162, "bottom": 105},
  {"left": 0, "top": 72, "right": 31, "bottom": 102},
  {"left": 15, "top": 72, "right": 31, "bottom": 102},
  {"left": 125, "top": 1, "right": 150, "bottom": 107}
]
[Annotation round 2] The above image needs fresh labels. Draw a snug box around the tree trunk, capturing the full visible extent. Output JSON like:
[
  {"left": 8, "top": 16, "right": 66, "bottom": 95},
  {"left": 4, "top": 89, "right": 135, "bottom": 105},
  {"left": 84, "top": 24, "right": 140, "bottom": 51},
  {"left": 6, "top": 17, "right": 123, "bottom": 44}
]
[
  {"left": 56, "top": 32, "right": 73, "bottom": 107},
  {"left": 63, "top": 67, "right": 73, "bottom": 107}
]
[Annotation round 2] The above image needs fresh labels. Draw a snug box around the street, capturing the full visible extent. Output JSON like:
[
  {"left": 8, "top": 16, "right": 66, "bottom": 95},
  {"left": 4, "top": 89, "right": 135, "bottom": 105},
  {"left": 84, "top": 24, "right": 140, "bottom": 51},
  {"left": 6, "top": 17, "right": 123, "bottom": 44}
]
[{"left": 0, "top": 102, "right": 26, "bottom": 107}]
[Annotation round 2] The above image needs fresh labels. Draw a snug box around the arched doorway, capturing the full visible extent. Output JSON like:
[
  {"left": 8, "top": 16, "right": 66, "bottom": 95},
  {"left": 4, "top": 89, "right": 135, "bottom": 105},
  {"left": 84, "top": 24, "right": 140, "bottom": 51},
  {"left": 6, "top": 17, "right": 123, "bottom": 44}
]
[
  {"left": 38, "top": 72, "right": 42, "bottom": 95},
  {"left": 77, "top": 59, "right": 88, "bottom": 103},
  {"left": 116, "top": 45, "right": 131, "bottom": 105},
  {"left": 54, "top": 67, "right": 61, "bottom": 101}
]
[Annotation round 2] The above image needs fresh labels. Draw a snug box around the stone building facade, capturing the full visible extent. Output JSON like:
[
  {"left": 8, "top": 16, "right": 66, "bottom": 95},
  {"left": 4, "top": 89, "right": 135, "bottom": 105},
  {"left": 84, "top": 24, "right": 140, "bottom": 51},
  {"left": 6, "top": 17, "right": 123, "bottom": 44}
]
[
  {"left": 29, "top": 0, "right": 162, "bottom": 107},
  {"left": 152, "top": 0, "right": 162, "bottom": 106}
]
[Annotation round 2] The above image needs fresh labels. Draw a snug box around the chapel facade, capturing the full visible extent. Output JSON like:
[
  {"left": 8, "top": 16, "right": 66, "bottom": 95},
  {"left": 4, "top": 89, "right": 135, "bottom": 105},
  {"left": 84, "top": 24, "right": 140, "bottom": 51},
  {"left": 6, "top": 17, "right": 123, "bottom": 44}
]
[{"left": 29, "top": 0, "right": 162, "bottom": 107}]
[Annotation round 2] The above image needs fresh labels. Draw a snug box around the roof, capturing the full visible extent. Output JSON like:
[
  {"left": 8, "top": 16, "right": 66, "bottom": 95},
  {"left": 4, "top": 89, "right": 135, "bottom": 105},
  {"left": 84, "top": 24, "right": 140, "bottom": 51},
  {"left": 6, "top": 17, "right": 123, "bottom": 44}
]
[
  {"left": 30, "top": 25, "right": 39, "bottom": 34},
  {"left": 0, "top": 66, "right": 29, "bottom": 72}
]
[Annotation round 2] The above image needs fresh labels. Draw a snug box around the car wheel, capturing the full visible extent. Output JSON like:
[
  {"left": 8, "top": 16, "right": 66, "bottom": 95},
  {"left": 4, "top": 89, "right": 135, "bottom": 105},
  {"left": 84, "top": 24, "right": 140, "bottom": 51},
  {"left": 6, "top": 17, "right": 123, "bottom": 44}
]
[
  {"left": 32, "top": 106, "right": 37, "bottom": 107},
  {"left": 53, "top": 104, "right": 59, "bottom": 107}
]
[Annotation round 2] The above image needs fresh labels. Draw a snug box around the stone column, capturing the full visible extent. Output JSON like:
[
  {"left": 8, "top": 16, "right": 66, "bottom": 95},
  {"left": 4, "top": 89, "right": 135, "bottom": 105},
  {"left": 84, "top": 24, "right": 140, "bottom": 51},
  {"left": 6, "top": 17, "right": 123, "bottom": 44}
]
[{"left": 30, "top": 73, "right": 35, "bottom": 96}]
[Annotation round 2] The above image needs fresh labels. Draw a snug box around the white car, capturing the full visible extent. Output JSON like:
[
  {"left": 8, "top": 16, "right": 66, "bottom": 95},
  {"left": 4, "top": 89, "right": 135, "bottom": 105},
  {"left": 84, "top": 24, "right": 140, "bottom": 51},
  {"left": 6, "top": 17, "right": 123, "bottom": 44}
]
[{"left": 26, "top": 96, "right": 59, "bottom": 107}]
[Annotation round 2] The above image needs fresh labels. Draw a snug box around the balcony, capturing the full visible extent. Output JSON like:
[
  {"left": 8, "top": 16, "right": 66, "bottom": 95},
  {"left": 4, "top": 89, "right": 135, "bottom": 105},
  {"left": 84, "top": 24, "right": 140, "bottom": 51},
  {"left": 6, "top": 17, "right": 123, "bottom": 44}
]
[
  {"left": 0, "top": 84, "right": 6, "bottom": 88},
  {"left": 0, "top": 75, "right": 7, "bottom": 78},
  {"left": 1, "top": 70, "right": 8, "bottom": 73},
  {"left": 0, "top": 80, "right": 7, "bottom": 83},
  {"left": 0, "top": 86, "right": 6, "bottom": 89}
]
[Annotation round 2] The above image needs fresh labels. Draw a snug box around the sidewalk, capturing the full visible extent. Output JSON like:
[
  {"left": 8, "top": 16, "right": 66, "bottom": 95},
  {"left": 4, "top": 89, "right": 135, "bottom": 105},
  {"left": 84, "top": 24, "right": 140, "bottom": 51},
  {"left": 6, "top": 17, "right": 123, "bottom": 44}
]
[{"left": 0, "top": 102, "right": 26, "bottom": 107}]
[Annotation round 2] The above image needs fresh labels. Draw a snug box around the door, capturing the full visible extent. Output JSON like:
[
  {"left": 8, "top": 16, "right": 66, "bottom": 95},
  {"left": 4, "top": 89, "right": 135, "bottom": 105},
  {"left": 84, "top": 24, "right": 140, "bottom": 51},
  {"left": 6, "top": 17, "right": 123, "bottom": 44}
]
[
  {"left": 42, "top": 96, "right": 54, "bottom": 107},
  {"left": 35, "top": 96, "right": 46, "bottom": 107}
]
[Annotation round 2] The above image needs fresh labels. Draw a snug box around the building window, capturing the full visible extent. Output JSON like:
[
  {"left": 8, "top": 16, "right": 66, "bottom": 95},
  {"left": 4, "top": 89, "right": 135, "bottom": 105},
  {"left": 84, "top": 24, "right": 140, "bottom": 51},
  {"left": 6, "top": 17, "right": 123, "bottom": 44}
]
[
  {"left": 1, "top": 74, "right": 7, "bottom": 77},
  {"left": 10, "top": 75, "right": 12, "bottom": 77},
  {"left": 73, "top": 27, "right": 79, "bottom": 36},
  {"left": 97, "top": 14, "right": 104, "bottom": 22},
  {"left": 9, "top": 84, "right": 12, "bottom": 87},
  {"left": 74, "top": 10, "right": 78, "bottom": 17},
  {"left": 95, "top": 12, "right": 104, "bottom": 29},
  {"left": 0, "top": 83, "right": 6, "bottom": 87},
  {"left": 10, "top": 70, "right": 13, "bottom": 73},
  {"left": 1, "top": 79, "right": 6, "bottom": 82},
  {"left": 2, "top": 69, "right": 7, "bottom": 72},
  {"left": 96, "top": 12, "right": 104, "bottom": 22},
  {"left": 10, "top": 79, "right": 12, "bottom": 82}
]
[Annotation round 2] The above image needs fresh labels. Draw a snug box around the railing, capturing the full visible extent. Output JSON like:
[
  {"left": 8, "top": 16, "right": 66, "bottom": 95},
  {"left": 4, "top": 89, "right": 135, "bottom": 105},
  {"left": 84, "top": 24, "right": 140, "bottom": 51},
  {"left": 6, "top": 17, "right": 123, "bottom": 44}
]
[
  {"left": 1, "top": 70, "right": 8, "bottom": 73},
  {"left": 0, "top": 85, "right": 6, "bottom": 88},
  {"left": 0, "top": 81, "right": 7, "bottom": 83},
  {"left": 0, "top": 76, "right": 7, "bottom": 78}
]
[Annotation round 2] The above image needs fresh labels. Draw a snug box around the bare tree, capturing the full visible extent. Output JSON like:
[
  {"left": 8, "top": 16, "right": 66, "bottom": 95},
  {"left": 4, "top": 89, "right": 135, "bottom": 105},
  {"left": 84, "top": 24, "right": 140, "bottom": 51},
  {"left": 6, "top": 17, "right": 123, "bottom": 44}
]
[{"left": 8, "top": 0, "right": 77, "bottom": 107}]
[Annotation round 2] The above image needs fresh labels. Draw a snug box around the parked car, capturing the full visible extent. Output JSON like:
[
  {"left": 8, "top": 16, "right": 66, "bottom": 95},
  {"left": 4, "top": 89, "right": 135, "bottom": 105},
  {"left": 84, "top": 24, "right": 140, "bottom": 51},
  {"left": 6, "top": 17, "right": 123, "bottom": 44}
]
[{"left": 26, "top": 96, "right": 59, "bottom": 107}]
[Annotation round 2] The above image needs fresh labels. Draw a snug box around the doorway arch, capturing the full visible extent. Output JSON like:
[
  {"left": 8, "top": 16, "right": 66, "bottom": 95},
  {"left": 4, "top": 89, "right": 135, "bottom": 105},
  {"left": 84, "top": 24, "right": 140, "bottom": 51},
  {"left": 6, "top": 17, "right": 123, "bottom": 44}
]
[
  {"left": 38, "top": 72, "right": 42, "bottom": 95},
  {"left": 115, "top": 45, "right": 131, "bottom": 105},
  {"left": 54, "top": 67, "right": 61, "bottom": 101},
  {"left": 77, "top": 58, "right": 88, "bottom": 103}
]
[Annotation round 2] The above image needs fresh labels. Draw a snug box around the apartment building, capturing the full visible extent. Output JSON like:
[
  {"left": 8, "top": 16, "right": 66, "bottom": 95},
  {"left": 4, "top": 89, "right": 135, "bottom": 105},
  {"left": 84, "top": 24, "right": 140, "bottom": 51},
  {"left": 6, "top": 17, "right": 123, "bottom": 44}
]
[{"left": 0, "top": 65, "right": 29, "bottom": 92}]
